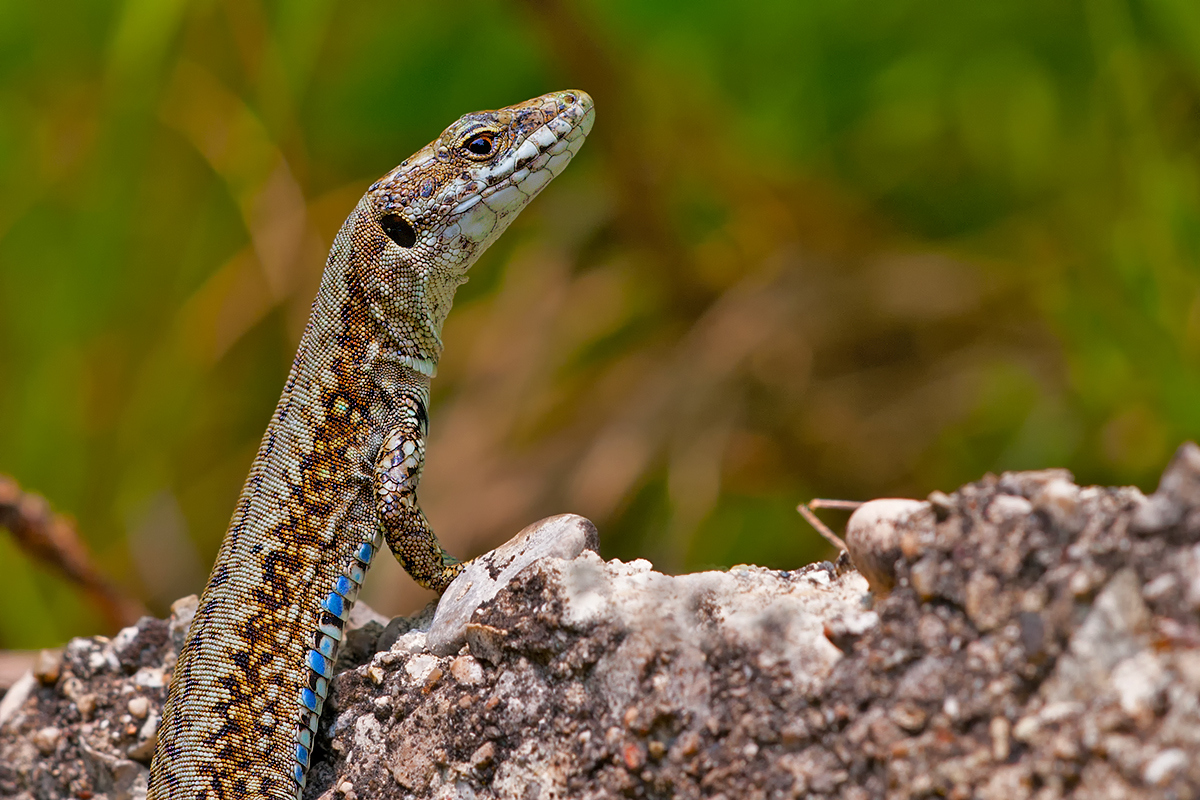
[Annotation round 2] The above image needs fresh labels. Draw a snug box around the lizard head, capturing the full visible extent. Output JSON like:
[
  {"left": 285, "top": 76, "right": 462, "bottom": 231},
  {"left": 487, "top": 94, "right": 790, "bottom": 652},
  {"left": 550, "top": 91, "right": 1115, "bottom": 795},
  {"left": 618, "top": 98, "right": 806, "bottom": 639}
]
[{"left": 356, "top": 90, "right": 594, "bottom": 369}]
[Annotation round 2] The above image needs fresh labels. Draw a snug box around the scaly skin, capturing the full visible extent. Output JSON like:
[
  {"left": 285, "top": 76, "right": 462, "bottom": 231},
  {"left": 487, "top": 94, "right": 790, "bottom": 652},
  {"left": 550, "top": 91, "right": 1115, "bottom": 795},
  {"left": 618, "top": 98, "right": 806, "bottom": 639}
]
[{"left": 147, "top": 91, "right": 594, "bottom": 800}]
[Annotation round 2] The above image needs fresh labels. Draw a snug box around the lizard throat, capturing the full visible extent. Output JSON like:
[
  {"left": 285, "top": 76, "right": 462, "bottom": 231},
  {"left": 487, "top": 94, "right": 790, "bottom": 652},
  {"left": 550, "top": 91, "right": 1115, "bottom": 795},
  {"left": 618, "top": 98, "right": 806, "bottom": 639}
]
[{"left": 399, "top": 353, "right": 437, "bottom": 378}]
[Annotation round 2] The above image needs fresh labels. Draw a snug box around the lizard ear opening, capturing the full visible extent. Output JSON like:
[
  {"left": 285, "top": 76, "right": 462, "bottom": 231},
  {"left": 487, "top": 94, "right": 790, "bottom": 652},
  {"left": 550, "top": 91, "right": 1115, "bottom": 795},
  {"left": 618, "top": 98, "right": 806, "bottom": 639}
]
[{"left": 380, "top": 214, "right": 417, "bottom": 248}]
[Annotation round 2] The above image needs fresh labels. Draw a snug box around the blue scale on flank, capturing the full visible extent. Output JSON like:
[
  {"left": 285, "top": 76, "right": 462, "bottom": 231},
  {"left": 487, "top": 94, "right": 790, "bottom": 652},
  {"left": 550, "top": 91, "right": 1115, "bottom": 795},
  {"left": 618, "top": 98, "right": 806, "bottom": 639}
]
[{"left": 291, "top": 530, "right": 383, "bottom": 791}]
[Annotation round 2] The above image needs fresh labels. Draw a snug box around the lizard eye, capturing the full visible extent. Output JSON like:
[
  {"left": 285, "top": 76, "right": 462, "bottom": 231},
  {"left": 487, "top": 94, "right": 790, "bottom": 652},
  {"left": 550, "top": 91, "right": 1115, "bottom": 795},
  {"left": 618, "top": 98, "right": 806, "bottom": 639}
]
[
  {"left": 462, "top": 131, "right": 496, "bottom": 158},
  {"left": 379, "top": 214, "right": 416, "bottom": 248}
]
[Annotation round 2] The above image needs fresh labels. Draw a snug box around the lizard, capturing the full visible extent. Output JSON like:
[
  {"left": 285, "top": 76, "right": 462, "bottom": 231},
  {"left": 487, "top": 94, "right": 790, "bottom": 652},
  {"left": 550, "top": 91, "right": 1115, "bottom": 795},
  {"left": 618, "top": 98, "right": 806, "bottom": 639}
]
[{"left": 147, "top": 89, "right": 594, "bottom": 800}]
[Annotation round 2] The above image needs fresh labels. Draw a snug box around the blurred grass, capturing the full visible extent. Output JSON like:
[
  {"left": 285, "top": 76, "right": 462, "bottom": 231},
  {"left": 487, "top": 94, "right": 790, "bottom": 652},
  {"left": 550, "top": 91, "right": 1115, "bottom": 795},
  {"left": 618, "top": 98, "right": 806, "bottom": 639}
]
[{"left": 3, "top": 0, "right": 1200, "bottom": 647}]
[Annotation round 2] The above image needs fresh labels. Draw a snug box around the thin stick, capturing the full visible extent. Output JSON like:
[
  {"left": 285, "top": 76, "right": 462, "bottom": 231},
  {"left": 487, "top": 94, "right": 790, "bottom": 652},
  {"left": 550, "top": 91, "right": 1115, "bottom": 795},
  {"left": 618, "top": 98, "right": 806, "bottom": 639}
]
[
  {"left": 0, "top": 475, "right": 146, "bottom": 629},
  {"left": 796, "top": 501, "right": 849, "bottom": 553},
  {"left": 807, "top": 498, "right": 864, "bottom": 511}
]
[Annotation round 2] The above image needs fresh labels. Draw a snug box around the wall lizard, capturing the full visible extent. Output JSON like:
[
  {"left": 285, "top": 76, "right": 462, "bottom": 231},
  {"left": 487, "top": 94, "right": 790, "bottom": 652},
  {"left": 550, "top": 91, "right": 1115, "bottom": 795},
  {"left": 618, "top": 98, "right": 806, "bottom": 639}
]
[{"left": 147, "top": 90, "right": 594, "bottom": 800}]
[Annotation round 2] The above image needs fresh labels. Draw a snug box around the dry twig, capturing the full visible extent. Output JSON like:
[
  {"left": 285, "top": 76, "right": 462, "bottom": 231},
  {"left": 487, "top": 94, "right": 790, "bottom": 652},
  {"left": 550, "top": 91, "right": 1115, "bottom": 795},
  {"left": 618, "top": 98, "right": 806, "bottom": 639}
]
[
  {"left": 796, "top": 498, "right": 863, "bottom": 553},
  {"left": 0, "top": 475, "right": 145, "bottom": 630}
]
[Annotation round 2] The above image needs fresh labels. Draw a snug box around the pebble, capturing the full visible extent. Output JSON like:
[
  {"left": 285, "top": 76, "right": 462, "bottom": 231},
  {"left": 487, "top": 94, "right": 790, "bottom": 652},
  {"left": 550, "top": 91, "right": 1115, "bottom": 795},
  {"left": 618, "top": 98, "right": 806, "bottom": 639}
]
[
  {"left": 32, "top": 726, "right": 61, "bottom": 756},
  {"left": 127, "top": 696, "right": 149, "bottom": 719},
  {"left": 1143, "top": 748, "right": 1187, "bottom": 786},
  {"left": 449, "top": 655, "right": 483, "bottom": 686},
  {"left": 33, "top": 649, "right": 62, "bottom": 685}
]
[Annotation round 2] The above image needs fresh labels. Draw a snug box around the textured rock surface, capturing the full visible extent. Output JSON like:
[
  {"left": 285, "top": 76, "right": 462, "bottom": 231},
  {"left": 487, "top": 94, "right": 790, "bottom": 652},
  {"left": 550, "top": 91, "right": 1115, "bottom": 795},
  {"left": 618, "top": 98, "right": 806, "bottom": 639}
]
[
  {"left": 316, "top": 555, "right": 864, "bottom": 800},
  {"left": 4, "top": 447, "right": 1200, "bottom": 798},
  {"left": 426, "top": 514, "right": 600, "bottom": 656}
]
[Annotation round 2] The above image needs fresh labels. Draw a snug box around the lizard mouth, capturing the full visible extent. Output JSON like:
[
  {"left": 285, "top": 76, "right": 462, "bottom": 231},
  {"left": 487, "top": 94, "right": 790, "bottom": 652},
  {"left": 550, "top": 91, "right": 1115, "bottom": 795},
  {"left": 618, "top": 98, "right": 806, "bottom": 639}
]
[{"left": 437, "top": 91, "right": 595, "bottom": 245}]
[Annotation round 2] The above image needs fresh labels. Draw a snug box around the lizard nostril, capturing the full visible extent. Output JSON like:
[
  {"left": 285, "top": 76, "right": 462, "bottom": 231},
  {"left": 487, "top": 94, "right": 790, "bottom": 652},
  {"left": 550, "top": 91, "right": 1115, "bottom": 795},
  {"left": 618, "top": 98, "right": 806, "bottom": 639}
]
[{"left": 563, "top": 92, "right": 577, "bottom": 106}]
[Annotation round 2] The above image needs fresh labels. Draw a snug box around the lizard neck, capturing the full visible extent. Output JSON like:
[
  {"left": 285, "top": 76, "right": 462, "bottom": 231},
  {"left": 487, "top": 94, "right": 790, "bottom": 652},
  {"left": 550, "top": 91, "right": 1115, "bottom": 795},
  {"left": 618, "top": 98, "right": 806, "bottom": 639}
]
[{"left": 320, "top": 196, "right": 467, "bottom": 380}]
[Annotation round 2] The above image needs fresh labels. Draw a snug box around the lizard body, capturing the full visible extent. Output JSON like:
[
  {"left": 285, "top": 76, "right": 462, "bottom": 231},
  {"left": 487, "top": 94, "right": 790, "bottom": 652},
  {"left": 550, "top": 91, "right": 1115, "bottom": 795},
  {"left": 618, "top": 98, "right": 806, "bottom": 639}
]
[{"left": 147, "top": 90, "right": 594, "bottom": 800}]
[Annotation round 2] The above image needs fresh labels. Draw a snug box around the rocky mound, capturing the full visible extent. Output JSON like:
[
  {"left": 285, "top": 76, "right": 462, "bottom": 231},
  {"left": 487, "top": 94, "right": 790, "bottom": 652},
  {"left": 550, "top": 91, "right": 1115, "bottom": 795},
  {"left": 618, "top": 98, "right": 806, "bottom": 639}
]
[{"left": 4, "top": 446, "right": 1200, "bottom": 799}]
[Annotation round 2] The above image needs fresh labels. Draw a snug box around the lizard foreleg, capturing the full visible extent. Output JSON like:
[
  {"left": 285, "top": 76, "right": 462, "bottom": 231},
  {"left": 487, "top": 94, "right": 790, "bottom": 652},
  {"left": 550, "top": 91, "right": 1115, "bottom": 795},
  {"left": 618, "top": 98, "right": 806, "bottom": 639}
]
[{"left": 374, "top": 394, "right": 464, "bottom": 593}]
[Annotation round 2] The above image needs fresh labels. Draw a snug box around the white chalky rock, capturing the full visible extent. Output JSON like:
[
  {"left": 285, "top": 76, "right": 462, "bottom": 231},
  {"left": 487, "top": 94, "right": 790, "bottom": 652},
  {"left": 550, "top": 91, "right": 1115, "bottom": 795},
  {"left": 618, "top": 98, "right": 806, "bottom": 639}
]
[{"left": 426, "top": 514, "right": 600, "bottom": 655}]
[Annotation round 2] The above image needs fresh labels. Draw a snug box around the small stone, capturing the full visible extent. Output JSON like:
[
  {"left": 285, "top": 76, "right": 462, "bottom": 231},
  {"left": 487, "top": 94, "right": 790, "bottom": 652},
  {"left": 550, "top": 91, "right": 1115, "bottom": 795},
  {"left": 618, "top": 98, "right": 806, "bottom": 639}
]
[
  {"left": 622, "top": 742, "right": 645, "bottom": 770},
  {"left": 32, "top": 726, "right": 61, "bottom": 755},
  {"left": 1039, "top": 701, "right": 1083, "bottom": 724},
  {"left": 423, "top": 664, "right": 444, "bottom": 690},
  {"left": 1130, "top": 493, "right": 1179, "bottom": 533},
  {"left": 133, "top": 667, "right": 165, "bottom": 688},
  {"left": 1143, "top": 748, "right": 1187, "bottom": 786},
  {"left": 889, "top": 701, "right": 928, "bottom": 733},
  {"left": 127, "top": 696, "right": 149, "bottom": 719},
  {"left": 986, "top": 494, "right": 1033, "bottom": 523},
  {"left": 126, "top": 720, "right": 158, "bottom": 763},
  {"left": 449, "top": 655, "right": 483, "bottom": 686},
  {"left": 393, "top": 741, "right": 435, "bottom": 789},
  {"left": 1112, "top": 652, "right": 1167, "bottom": 721},
  {"left": 169, "top": 594, "right": 199, "bottom": 642},
  {"left": 927, "top": 490, "right": 953, "bottom": 519},
  {"left": 1068, "top": 570, "right": 1094, "bottom": 596},
  {"left": 964, "top": 571, "right": 1005, "bottom": 631},
  {"left": 33, "top": 649, "right": 62, "bottom": 685},
  {"left": 823, "top": 611, "right": 879, "bottom": 654},
  {"left": 464, "top": 623, "right": 507, "bottom": 665},
  {"left": 381, "top": 626, "right": 428, "bottom": 656},
  {"left": 405, "top": 654, "right": 440, "bottom": 683},
  {"left": 75, "top": 693, "right": 97, "bottom": 720},
  {"left": 125, "top": 724, "right": 157, "bottom": 762},
  {"left": 845, "top": 499, "right": 929, "bottom": 594},
  {"left": 1012, "top": 715, "right": 1038, "bottom": 742},
  {"left": 990, "top": 717, "right": 1010, "bottom": 761},
  {"left": 1153, "top": 442, "right": 1200, "bottom": 505},
  {"left": 470, "top": 741, "right": 496, "bottom": 768},
  {"left": 908, "top": 557, "right": 938, "bottom": 601},
  {"left": 1142, "top": 572, "right": 1178, "bottom": 601},
  {"left": 1031, "top": 478, "right": 1083, "bottom": 532},
  {"left": 647, "top": 741, "right": 665, "bottom": 760},
  {"left": 366, "top": 665, "right": 385, "bottom": 685},
  {"left": 0, "top": 672, "right": 36, "bottom": 729}
]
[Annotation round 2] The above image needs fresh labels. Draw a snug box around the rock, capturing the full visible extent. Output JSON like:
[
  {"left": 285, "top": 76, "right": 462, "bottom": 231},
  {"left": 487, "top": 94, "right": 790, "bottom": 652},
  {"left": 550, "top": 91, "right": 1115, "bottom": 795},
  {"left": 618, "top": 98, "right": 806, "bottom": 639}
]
[
  {"left": 0, "top": 594, "right": 385, "bottom": 798},
  {"left": 426, "top": 513, "right": 600, "bottom": 655},
  {"left": 320, "top": 553, "right": 867, "bottom": 798},
  {"left": 127, "top": 696, "right": 149, "bottom": 720},
  {"left": 844, "top": 498, "right": 929, "bottom": 593},
  {"left": 33, "top": 649, "right": 61, "bottom": 685},
  {"left": 0, "top": 669, "right": 35, "bottom": 723},
  {"left": 4, "top": 455, "right": 1200, "bottom": 798},
  {"left": 31, "top": 725, "right": 60, "bottom": 756}
]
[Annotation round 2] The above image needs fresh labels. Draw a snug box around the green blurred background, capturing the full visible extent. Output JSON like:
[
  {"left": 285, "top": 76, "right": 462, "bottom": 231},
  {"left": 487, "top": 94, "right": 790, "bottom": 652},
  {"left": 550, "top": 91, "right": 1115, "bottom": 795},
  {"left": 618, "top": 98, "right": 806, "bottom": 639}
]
[{"left": 4, "top": 0, "right": 1200, "bottom": 648}]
